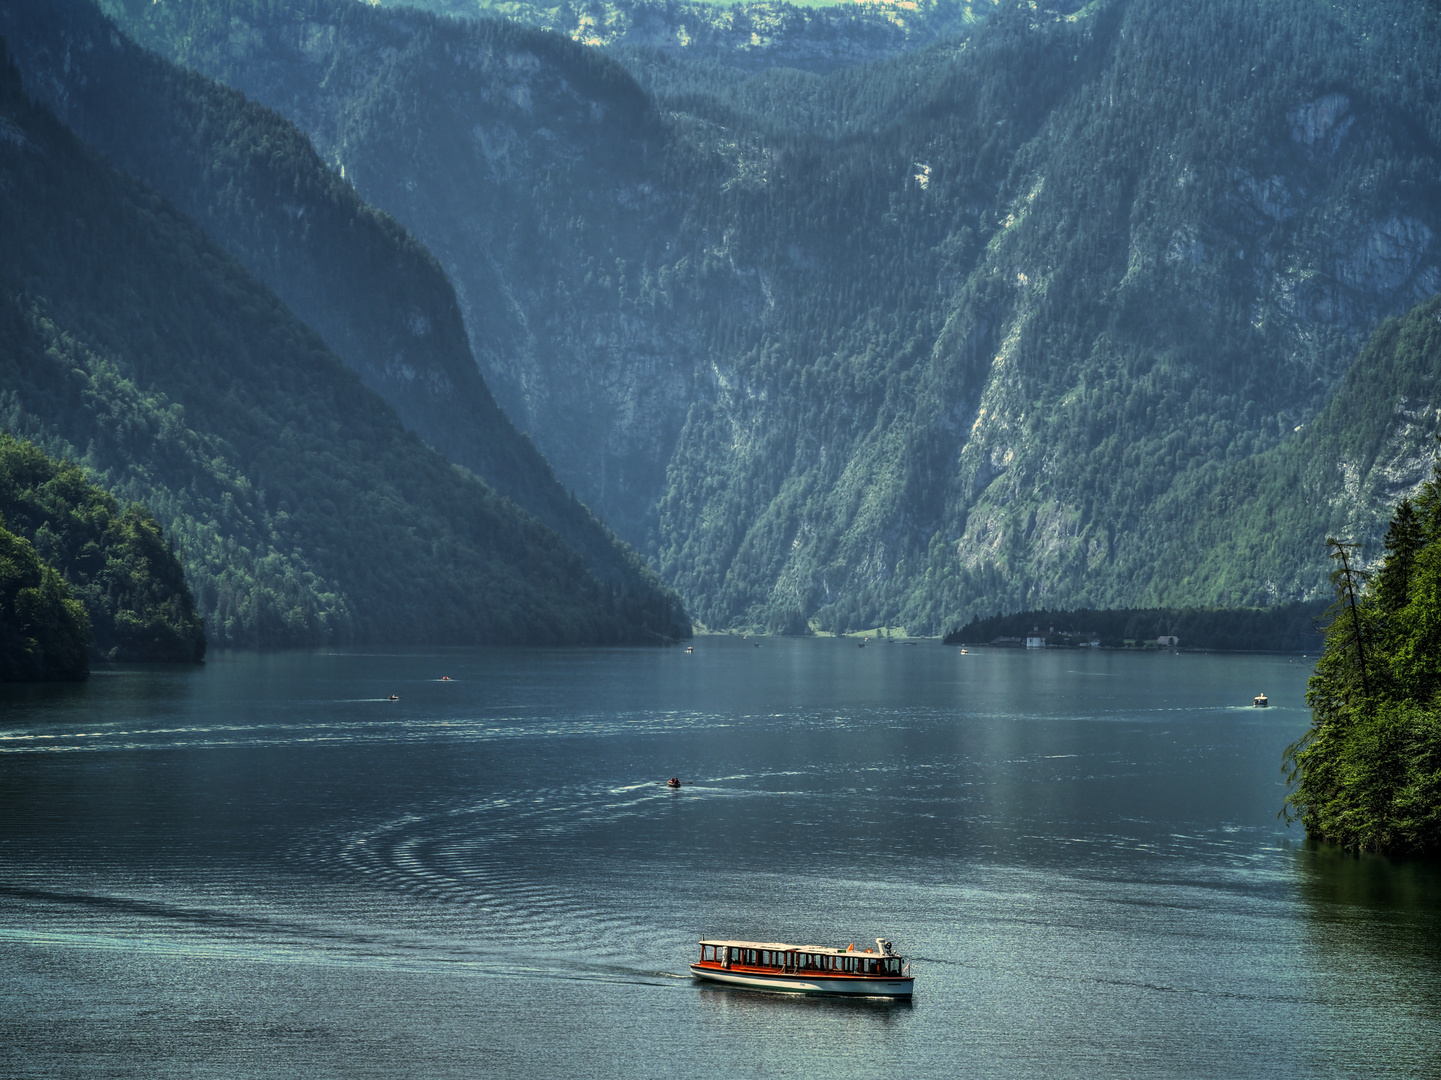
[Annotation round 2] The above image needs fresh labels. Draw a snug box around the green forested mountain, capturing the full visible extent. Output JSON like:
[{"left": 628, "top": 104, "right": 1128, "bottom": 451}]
[
  {"left": 99, "top": 0, "right": 1441, "bottom": 633},
  {"left": 0, "top": 43, "right": 684, "bottom": 647},
  {"left": 0, "top": 0, "right": 687, "bottom": 631},
  {"left": 0, "top": 435, "right": 206, "bottom": 663}
]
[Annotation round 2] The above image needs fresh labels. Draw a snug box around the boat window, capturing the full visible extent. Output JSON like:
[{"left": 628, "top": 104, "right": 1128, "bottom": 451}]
[{"left": 761, "top": 951, "right": 770, "bottom": 966}]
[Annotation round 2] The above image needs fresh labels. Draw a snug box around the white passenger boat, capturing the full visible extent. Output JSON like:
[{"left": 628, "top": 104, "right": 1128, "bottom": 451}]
[{"left": 690, "top": 937, "right": 913, "bottom": 997}]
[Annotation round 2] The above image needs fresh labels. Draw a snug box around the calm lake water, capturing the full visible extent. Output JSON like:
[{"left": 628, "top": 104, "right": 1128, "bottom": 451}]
[{"left": 1, "top": 638, "right": 1438, "bottom": 1078}]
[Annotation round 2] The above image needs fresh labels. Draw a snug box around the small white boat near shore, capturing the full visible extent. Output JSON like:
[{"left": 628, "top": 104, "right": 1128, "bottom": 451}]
[{"left": 690, "top": 937, "right": 913, "bottom": 997}]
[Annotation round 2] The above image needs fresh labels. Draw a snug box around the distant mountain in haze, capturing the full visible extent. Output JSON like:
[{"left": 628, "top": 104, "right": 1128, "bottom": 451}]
[{"left": 94, "top": 0, "right": 1441, "bottom": 632}]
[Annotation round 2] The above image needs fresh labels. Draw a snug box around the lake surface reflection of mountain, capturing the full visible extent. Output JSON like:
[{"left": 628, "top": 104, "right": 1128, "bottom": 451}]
[{"left": 2, "top": 639, "right": 1437, "bottom": 1078}]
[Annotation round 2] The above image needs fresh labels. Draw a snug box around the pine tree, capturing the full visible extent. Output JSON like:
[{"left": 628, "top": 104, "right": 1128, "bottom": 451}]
[{"left": 1376, "top": 499, "right": 1422, "bottom": 614}]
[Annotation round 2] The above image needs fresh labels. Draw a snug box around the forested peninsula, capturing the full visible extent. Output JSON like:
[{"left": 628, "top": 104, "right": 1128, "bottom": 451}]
[{"left": 945, "top": 602, "right": 1326, "bottom": 653}]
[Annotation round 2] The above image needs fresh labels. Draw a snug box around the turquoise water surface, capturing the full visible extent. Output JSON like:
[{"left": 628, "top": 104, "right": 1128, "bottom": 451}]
[{"left": 1, "top": 638, "right": 1437, "bottom": 1078}]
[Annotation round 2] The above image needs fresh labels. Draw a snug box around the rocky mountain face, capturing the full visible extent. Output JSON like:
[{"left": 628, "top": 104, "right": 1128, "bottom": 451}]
[
  {"left": 384, "top": 0, "right": 999, "bottom": 73},
  {"left": 1146, "top": 293, "right": 1441, "bottom": 613},
  {"left": 106, "top": 0, "right": 1441, "bottom": 633}
]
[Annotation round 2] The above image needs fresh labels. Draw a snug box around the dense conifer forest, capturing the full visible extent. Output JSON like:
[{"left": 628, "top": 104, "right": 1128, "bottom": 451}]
[
  {"left": 0, "top": 518, "right": 90, "bottom": 681},
  {"left": 0, "top": 435, "right": 205, "bottom": 664},
  {"left": 104, "top": 0, "right": 1441, "bottom": 635},
  {"left": 0, "top": 41, "right": 688, "bottom": 649}
]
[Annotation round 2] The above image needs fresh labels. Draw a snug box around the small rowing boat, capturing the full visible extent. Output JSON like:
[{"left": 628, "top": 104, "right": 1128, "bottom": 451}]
[{"left": 690, "top": 937, "right": 913, "bottom": 997}]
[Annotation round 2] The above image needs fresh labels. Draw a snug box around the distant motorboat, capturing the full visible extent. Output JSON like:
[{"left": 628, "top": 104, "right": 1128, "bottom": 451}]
[
  {"left": 666, "top": 777, "right": 682, "bottom": 788},
  {"left": 1253, "top": 693, "right": 1269, "bottom": 708},
  {"left": 685, "top": 646, "right": 694, "bottom": 653}
]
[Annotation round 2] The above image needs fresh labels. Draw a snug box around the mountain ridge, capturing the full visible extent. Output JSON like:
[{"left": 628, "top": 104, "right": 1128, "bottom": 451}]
[{"left": 96, "top": 0, "right": 1441, "bottom": 632}]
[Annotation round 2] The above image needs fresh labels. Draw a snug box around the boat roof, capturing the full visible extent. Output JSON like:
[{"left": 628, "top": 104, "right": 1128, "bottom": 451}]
[{"left": 698, "top": 939, "right": 894, "bottom": 956}]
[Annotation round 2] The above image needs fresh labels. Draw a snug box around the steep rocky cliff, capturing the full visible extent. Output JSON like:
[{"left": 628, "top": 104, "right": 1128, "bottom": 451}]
[{"left": 106, "top": 0, "right": 1441, "bottom": 632}]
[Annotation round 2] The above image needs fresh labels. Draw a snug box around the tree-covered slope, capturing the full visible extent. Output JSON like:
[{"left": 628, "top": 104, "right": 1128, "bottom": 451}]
[
  {"left": 0, "top": 0, "right": 687, "bottom": 633},
  {"left": 1141, "top": 294, "right": 1441, "bottom": 610},
  {"left": 0, "top": 44, "right": 683, "bottom": 647},
  {"left": 0, "top": 435, "right": 206, "bottom": 662},
  {"left": 1284, "top": 483, "right": 1441, "bottom": 857},
  {"left": 108, "top": 0, "right": 1441, "bottom": 633},
  {"left": 0, "top": 519, "right": 89, "bottom": 681}
]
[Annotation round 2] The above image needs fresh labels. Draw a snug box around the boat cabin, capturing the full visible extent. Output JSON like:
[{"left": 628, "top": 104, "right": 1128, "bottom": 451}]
[{"left": 695, "top": 940, "right": 906, "bottom": 977}]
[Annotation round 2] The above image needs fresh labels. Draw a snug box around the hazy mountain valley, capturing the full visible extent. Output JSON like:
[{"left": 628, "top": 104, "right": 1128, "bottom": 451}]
[
  {"left": 0, "top": 4, "right": 689, "bottom": 648},
  {"left": 5, "top": 0, "right": 1441, "bottom": 641}
]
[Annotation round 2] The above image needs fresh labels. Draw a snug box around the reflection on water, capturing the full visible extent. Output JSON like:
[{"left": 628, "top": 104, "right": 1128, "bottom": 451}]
[
  {"left": 1294, "top": 840, "right": 1441, "bottom": 1021},
  {"left": 695, "top": 985, "right": 916, "bottom": 1016},
  {"left": 1296, "top": 839, "right": 1441, "bottom": 913},
  {"left": 1, "top": 640, "right": 1438, "bottom": 1078}
]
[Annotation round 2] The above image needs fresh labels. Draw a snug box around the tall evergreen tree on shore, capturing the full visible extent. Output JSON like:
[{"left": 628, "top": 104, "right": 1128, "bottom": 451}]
[{"left": 1284, "top": 486, "right": 1441, "bottom": 856}]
